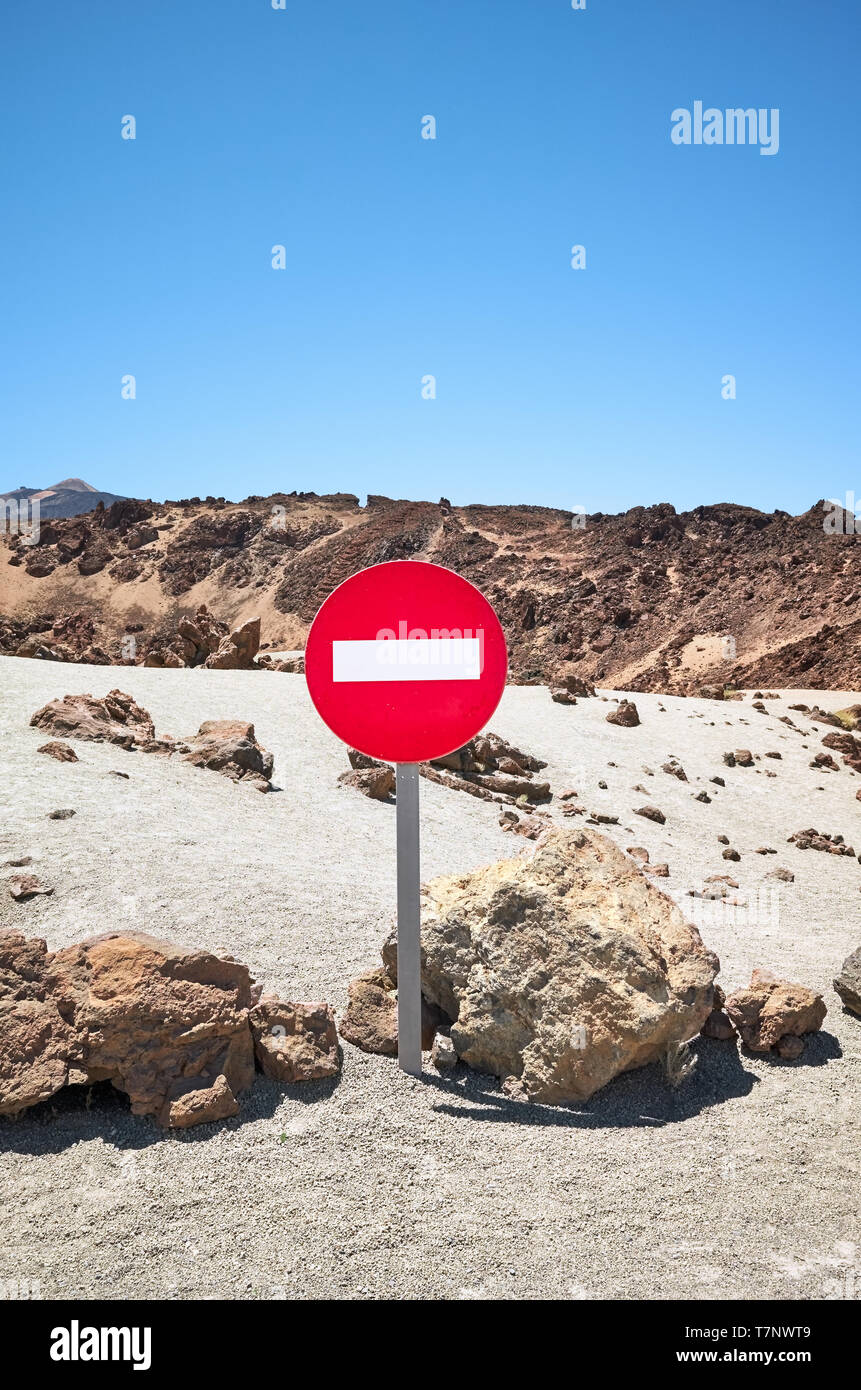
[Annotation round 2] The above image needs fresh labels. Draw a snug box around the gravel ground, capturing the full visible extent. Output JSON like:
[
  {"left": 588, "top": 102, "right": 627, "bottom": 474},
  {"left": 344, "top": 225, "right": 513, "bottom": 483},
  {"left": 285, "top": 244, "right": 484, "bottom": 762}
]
[{"left": 1, "top": 656, "right": 859, "bottom": 1301}]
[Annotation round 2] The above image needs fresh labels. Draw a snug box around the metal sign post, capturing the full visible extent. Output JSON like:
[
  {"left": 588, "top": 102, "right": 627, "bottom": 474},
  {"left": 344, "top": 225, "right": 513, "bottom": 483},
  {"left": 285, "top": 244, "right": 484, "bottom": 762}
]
[{"left": 395, "top": 762, "right": 422, "bottom": 1075}]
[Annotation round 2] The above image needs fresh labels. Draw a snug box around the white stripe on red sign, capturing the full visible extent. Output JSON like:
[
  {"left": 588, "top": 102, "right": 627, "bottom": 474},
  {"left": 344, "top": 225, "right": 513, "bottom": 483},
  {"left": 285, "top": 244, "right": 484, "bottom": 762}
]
[{"left": 332, "top": 637, "right": 482, "bottom": 682}]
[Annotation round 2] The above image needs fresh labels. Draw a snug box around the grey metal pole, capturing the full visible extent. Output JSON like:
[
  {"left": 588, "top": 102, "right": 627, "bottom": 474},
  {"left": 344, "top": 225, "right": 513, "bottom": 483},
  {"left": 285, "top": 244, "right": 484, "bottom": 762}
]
[{"left": 396, "top": 762, "right": 422, "bottom": 1076}]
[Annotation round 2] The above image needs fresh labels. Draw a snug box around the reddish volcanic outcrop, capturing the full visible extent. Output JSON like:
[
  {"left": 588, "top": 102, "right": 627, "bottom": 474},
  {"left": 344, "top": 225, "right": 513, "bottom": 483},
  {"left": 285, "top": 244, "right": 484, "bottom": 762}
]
[{"left": 3, "top": 492, "right": 860, "bottom": 691}]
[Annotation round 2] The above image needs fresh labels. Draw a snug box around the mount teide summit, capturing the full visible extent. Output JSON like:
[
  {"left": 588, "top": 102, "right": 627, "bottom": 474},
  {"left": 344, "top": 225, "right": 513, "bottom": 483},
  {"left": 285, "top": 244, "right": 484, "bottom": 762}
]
[
  {"left": 1, "top": 489, "right": 858, "bottom": 692},
  {"left": 1, "top": 477, "right": 126, "bottom": 520}
]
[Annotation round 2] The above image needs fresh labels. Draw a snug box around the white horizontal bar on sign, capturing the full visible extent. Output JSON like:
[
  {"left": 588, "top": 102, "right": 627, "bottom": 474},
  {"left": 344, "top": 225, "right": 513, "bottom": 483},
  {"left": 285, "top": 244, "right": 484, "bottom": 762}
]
[{"left": 332, "top": 637, "right": 482, "bottom": 682}]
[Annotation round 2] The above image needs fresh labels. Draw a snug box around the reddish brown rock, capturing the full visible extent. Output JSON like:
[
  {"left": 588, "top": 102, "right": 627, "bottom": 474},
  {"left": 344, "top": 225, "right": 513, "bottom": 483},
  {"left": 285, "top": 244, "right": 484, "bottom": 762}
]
[
  {"left": 203, "top": 616, "right": 261, "bottom": 670},
  {"left": 635, "top": 804, "right": 666, "bottom": 824},
  {"left": 8, "top": 875, "right": 53, "bottom": 901},
  {"left": 420, "top": 731, "right": 550, "bottom": 805},
  {"left": 606, "top": 699, "right": 640, "bottom": 727},
  {"left": 30, "top": 689, "right": 155, "bottom": 748},
  {"left": 249, "top": 995, "right": 340, "bottom": 1082},
  {"left": 499, "top": 809, "right": 548, "bottom": 840},
  {"left": 339, "top": 966, "right": 442, "bottom": 1056},
  {"left": 724, "top": 969, "right": 826, "bottom": 1056},
  {"left": 700, "top": 984, "right": 735, "bottom": 1040},
  {"left": 37, "top": 740, "right": 79, "bottom": 763},
  {"left": 339, "top": 968, "right": 398, "bottom": 1056},
  {"left": 788, "top": 828, "right": 855, "bottom": 856},
  {"left": 0, "top": 932, "right": 84, "bottom": 1115},
  {"left": 338, "top": 750, "right": 395, "bottom": 800},
  {"left": 182, "top": 720, "right": 275, "bottom": 790},
  {"left": 810, "top": 751, "right": 839, "bottom": 771},
  {"left": 0, "top": 930, "right": 339, "bottom": 1127},
  {"left": 550, "top": 672, "right": 596, "bottom": 704},
  {"left": 821, "top": 730, "right": 861, "bottom": 772}
]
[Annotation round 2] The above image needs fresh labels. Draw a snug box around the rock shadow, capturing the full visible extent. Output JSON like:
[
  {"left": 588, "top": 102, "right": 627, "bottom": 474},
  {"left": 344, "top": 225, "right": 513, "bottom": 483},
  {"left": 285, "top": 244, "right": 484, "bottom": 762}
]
[{"left": 427, "top": 1035, "right": 759, "bottom": 1128}]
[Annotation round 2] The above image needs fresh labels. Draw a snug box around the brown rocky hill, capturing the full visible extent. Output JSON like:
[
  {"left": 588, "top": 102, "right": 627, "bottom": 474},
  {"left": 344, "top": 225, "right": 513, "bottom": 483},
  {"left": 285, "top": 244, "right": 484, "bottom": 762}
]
[{"left": 1, "top": 491, "right": 858, "bottom": 691}]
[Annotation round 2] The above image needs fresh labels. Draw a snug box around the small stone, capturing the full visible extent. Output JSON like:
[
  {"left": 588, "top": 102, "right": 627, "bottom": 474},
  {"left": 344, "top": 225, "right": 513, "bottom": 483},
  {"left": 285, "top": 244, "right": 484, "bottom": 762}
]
[
  {"left": 701, "top": 1008, "right": 736, "bottom": 1041},
  {"left": 37, "top": 741, "right": 79, "bottom": 763},
  {"left": 635, "top": 805, "right": 665, "bottom": 824},
  {"left": 431, "top": 1033, "right": 457, "bottom": 1072},
  {"left": 8, "top": 875, "right": 53, "bottom": 901},
  {"left": 606, "top": 699, "right": 640, "bottom": 728},
  {"left": 47, "top": 809, "right": 76, "bottom": 820}
]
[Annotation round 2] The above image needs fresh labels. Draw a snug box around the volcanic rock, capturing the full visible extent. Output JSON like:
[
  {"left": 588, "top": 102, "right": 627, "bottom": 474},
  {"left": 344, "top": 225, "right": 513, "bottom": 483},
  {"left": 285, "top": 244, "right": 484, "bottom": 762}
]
[
  {"left": 37, "top": 741, "right": 78, "bottom": 762},
  {"left": 431, "top": 1033, "right": 458, "bottom": 1072},
  {"left": 550, "top": 672, "right": 596, "bottom": 705},
  {"left": 248, "top": 995, "right": 340, "bottom": 1082},
  {"left": 8, "top": 875, "right": 53, "bottom": 901},
  {"left": 203, "top": 616, "right": 261, "bottom": 670},
  {"left": 0, "top": 930, "right": 338, "bottom": 1126},
  {"left": 833, "top": 947, "right": 861, "bottom": 1016},
  {"left": 338, "top": 967, "right": 441, "bottom": 1055},
  {"left": 724, "top": 969, "right": 826, "bottom": 1056},
  {"left": 338, "top": 749, "right": 395, "bottom": 800},
  {"left": 183, "top": 720, "right": 274, "bottom": 791},
  {"left": 379, "top": 826, "right": 718, "bottom": 1104},
  {"left": 30, "top": 689, "right": 155, "bottom": 747},
  {"left": 701, "top": 985, "right": 736, "bottom": 1041},
  {"left": 606, "top": 699, "right": 640, "bottom": 727},
  {"left": 339, "top": 765, "right": 395, "bottom": 801},
  {"left": 421, "top": 732, "right": 550, "bottom": 805},
  {"left": 788, "top": 828, "right": 855, "bottom": 856}
]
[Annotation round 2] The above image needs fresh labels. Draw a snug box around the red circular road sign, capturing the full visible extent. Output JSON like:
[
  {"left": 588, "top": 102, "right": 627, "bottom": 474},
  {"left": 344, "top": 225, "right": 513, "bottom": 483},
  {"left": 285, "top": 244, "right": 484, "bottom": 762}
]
[{"left": 305, "top": 560, "right": 508, "bottom": 763}]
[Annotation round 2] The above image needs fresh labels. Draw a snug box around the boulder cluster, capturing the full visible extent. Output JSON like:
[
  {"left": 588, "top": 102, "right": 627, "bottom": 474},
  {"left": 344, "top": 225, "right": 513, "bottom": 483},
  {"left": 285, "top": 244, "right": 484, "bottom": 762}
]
[
  {"left": 143, "top": 605, "right": 261, "bottom": 670},
  {"left": 338, "top": 731, "right": 552, "bottom": 808},
  {"left": 29, "top": 690, "right": 275, "bottom": 791},
  {"left": 0, "top": 931, "right": 339, "bottom": 1128}
]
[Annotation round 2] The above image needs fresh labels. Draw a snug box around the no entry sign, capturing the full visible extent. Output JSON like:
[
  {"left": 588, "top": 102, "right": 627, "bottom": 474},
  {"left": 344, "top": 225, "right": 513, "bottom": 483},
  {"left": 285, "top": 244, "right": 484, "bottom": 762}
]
[
  {"left": 304, "top": 560, "right": 508, "bottom": 764},
  {"left": 305, "top": 559, "right": 508, "bottom": 1080}
]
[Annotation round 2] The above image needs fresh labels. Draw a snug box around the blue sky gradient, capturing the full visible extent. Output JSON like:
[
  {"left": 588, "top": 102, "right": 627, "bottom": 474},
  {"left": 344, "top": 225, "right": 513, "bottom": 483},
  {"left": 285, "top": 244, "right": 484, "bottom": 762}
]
[{"left": 1, "top": 0, "right": 858, "bottom": 514}]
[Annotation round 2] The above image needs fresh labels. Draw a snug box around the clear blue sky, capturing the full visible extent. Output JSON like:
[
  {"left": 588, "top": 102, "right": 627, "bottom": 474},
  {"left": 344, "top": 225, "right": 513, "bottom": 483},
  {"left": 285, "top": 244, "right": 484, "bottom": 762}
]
[{"left": 1, "top": 0, "right": 858, "bottom": 515}]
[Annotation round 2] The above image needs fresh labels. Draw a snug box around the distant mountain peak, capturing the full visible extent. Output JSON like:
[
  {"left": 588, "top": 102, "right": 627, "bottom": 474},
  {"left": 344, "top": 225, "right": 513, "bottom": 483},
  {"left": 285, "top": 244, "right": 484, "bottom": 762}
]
[
  {"left": 49, "top": 477, "right": 98, "bottom": 493},
  {"left": 0, "top": 477, "right": 125, "bottom": 519}
]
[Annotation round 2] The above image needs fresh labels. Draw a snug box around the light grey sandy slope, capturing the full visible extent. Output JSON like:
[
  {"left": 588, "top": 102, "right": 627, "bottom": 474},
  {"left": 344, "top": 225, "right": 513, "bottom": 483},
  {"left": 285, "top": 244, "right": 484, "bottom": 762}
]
[{"left": 0, "top": 656, "right": 859, "bottom": 1301}]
